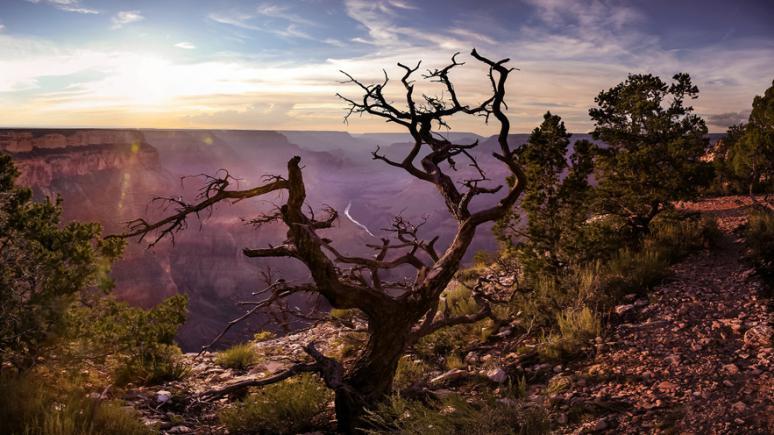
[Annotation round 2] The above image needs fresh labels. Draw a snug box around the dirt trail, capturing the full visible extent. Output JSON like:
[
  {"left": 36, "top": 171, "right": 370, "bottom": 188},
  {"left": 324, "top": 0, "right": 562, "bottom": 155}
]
[{"left": 560, "top": 197, "right": 772, "bottom": 434}]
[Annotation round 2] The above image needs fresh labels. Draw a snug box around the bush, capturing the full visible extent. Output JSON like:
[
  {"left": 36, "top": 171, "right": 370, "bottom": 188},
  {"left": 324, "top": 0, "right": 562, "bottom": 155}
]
[
  {"left": 216, "top": 342, "right": 259, "bottom": 370},
  {"left": 415, "top": 283, "right": 493, "bottom": 359},
  {"left": 0, "top": 373, "right": 152, "bottom": 435},
  {"left": 538, "top": 307, "right": 601, "bottom": 360},
  {"left": 219, "top": 373, "right": 332, "bottom": 434},
  {"left": 745, "top": 211, "right": 774, "bottom": 287},
  {"left": 66, "top": 294, "right": 189, "bottom": 386},
  {"left": 393, "top": 356, "right": 428, "bottom": 392},
  {"left": 602, "top": 248, "right": 670, "bottom": 300},
  {"left": 647, "top": 216, "right": 720, "bottom": 261},
  {"left": 0, "top": 155, "right": 124, "bottom": 368},
  {"left": 253, "top": 330, "right": 276, "bottom": 342},
  {"left": 362, "top": 393, "right": 549, "bottom": 435}
]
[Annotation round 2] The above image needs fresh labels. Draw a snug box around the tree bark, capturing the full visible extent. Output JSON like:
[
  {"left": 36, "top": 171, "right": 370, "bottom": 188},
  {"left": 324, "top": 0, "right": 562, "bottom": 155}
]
[{"left": 334, "top": 314, "right": 415, "bottom": 433}]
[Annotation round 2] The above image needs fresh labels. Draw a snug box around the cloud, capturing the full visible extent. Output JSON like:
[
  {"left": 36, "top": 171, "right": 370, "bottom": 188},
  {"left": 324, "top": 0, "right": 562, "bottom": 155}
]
[
  {"left": 209, "top": 5, "right": 334, "bottom": 43},
  {"left": 707, "top": 111, "right": 751, "bottom": 129},
  {"left": 174, "top": 42, "right": 196, "bottom": 50},
  {"left": 3, "top": 1, "right": 773, "bottom": 133},
  {"left": 209, "top": 12, "right": 260, "bottom": 31},
  {"left": 111, "top": 10, "right": 144, "bottom": 29},
  {"left": 25, "top": 0, "right": 99, "bottom": 14},
  {"left": 255, "top": 3, "right": 316, "bottom": 26},
  {"left": 0, "top": 24, "right": 5, "bottom": 32}
]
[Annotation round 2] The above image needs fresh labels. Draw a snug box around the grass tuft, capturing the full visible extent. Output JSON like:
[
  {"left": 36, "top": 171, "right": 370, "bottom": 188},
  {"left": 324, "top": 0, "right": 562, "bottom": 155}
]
[
  {"left": 216, "top": 342, "right": 259, "bottom": 370},
  {"left": 219, "top": 373, "right": 331, "bottom": 434}
]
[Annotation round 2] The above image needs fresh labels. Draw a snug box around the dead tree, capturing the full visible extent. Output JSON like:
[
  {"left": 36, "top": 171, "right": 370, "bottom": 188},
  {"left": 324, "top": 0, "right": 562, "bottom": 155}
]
[{"left": 118, "top": 49, "right": 524, "bottom": 432}]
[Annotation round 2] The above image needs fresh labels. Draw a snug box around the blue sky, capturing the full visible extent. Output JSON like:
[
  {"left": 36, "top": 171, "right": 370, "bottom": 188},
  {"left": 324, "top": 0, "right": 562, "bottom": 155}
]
[{"left": 0, "top": 0, "right": 772, "bottom": 132}]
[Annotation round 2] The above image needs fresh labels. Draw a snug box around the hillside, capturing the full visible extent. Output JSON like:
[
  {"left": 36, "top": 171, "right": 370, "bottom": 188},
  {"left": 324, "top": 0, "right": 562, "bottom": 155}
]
[{"left": 110, "top": 196, "right": 771, "bottom": 434}]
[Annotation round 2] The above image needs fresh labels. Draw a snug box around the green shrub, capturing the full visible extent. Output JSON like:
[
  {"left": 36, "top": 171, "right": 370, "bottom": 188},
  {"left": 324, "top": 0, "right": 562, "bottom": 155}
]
[
  {"left": 0, "top": 155, "right": 124, "bottom": 369},
  {"left": 538, "top": 307, "right": 601, "bottom": 361},
  {"left": 602, "top": 248, "right": 669, "bottom": 300},
  {"left": 216, "top": 342, "right": 259, "bottom": 370},
  {"left": 362, "top": 393, "right": 549, "bottom": 435},
  {"left": 253, "top": 330, "right": 276, "bottom": 342},
  {"left": 0, "top": 373, "right": 152, "bottom": 435},
  {"left": 219, "top": 373, "right": 332, "bottom": 434},
  {"left": 745, "top": 211, "right": 774, "bottom": 287},
  {"left": 393, "top": 356, "right": 428, "bottom": 392},
  {"left": 445, "top": 352, "right": 465, "bottom": 370},
  {"left": 648, "top": 216, "right": 720, "bottom": 261},
  {"left": 66, "top": 294, "right": 189, "bottom": 386},
  {"left": 114, "top": 343, "right": 189, "bottom": 386},
  {"left": 415, "top": 283, "right": 492, "bottom": 359}
]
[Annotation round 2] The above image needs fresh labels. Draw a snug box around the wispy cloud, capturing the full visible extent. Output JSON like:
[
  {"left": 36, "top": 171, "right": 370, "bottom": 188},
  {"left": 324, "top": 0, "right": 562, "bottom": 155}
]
[
  {"left": 707, "top": 111, "right": 751, "bottom": 129},
  {"left": 111, "top": 10, "right": 144, "bottom": 29},
  {"left": 25, "top": 0, "right": 99, "bottom": 15},
  {"left": 255, "top": 3, "right": 316, "bottom": 26},
  {"left": 208, "top": 12, "right": 260, "bottom": 31},
  {"left": 3, "top": 0, "right": 773, "bottom": 133},
  {"left": 209, "top": 6, "right": 342, "bottom": 44}
]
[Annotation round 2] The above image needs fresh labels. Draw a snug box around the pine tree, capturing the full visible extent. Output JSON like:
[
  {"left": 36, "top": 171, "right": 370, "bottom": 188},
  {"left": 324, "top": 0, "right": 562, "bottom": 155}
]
[
  {"left": 497, "top": 112, "right": 594, "bottom": 278},
  {"left": 589, "top": 73, "right": 712, "bottom": 238},
  {"left": 0, "top": 154, "right": 123, "bottom": 368}
]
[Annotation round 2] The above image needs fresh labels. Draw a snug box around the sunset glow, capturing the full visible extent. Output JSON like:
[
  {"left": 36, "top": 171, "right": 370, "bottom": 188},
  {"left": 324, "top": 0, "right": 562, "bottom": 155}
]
[{"left": 1, "top": 0, "right": 772, "bottom": 132}]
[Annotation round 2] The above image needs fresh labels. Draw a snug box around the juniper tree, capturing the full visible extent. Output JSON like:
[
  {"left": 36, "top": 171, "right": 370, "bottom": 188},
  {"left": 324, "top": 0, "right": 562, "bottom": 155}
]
[
  {"left": 118, "top": 50, "right": 525, "bottom": 431},
  {"left": 496, "top": 112, "right": 594, "bottom": 279},
  {"left": 0, "top": 155, "right": 123, "bottom": 369},
  {"left": 589, "top": 73, "right": 712, "bottom": 239},
  {"left": 722, "top": 80, "right": 774, "bottom": 205}
]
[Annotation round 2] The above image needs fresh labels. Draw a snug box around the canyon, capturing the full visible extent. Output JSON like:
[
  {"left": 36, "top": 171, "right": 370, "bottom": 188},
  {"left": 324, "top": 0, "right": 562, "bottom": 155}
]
[{"left": 0, "top": 128, "right": 722, "bottom": 350}]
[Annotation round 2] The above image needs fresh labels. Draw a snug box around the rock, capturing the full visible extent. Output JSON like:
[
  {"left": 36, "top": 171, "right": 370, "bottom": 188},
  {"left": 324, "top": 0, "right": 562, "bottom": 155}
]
[
  {"left": 743, "top": 325, "right": 771, "bottom": 347},
  {"left": 664, "top": 354, "right": 680, "bottom": 366},
  {"left": 556, "top": 412, "right": 568, "bottom": 424},
  {"left": 722, "top": 363, "right": 739, "bottom": 375},
  {"left": 430, "top": 369, "right": 467, "bottom": 385},
  {"left": 614, "top": 304, "right": 635, "bottom": 316},
  {"left": 168, "top": 426, "right": 192, "bottom": 433},
  {"left": 731, "top": 401, "right": 746, "bottom": 413},
  {"left": 495, "top": 328, "right": 512, "bottom": 337},
  {"left": 464, "top": 352, "right": 478, "bottom": 364},
  {"left": 590, "top": 418, "right": 608, "bottom": 432},
  {"left": 155, "top": 390, "right": 172, "bottom": 404},
  {"left": 656, "top": 381, "right": 677, "bottom": 393},
  {"left": 486, "top": 367, "right": 507, "bottom": 383},
  {"left": 634, "top": 298, "right": 649, "bottom": 307}
]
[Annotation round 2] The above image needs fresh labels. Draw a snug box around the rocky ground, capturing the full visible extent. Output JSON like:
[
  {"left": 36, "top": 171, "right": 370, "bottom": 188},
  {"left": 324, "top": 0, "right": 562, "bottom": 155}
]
[
  {"left": 553, "top": 197, "right": 772, "bottom": 434},
  {"left": 124, "top": 196, "right": 772, "bottom": 434}
]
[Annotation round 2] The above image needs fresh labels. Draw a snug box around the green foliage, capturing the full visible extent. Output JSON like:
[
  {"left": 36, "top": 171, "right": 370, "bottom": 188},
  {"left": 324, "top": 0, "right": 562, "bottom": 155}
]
[
  {"left": 497, "top": 112, "right": 595, "bottom": 278},
  {"left": 538, "top": 307, "right": 601, "bottom": 360},
  {"left": 715, "top": 80, "right": 774, "bottom": 195},
  {"left": 589, "top": 73, "right": 712, "bottom": 239},
  {"left": 0, "top": 155, "right": 124, "bottom": 368},
  {"left": 362, "top": 393, "right": 549, "bottom": 435},
  {"left": 602, "top": 248, "right": 669, "bottom": 299},
  {"left": 219, "top": 373, "right": 332, "bottom": 434},
  {"left": 216, "top": 342, "right": 259, "bottom": 370},
  {"left": 0, "top": 373, "right": 152, "bottom": 435},
  {"left": 393, "top": 356, "right": 428, "bottom": 392},
  {"left": 745, "top": 211, "right": 774, "bottom": 287},
  {"left": 415, "top": 283, "right": 493, "bottom": 359},
  {"left": 253, "top": 330, "right": 276, "bottom": 342},
  {"left": 66, "top": 294, "right": 189, "bottom": 385}
]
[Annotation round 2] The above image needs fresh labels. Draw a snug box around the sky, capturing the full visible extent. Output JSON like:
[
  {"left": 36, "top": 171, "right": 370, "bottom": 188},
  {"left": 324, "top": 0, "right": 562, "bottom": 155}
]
[{"left": 0, "top": 0, "right": 772, "bottom": 134}]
